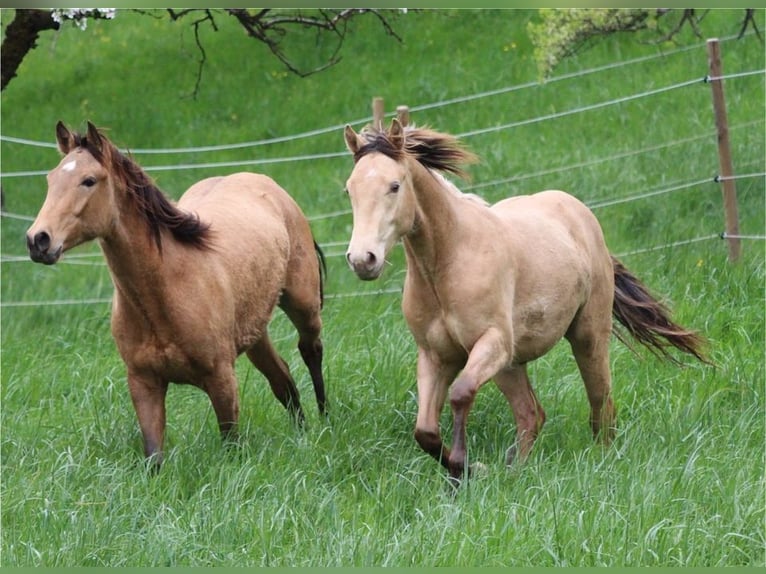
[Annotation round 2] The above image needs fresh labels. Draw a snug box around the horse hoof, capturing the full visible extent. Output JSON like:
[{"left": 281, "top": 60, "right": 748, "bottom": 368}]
[
  {"left": 505, "top": 445, "right": 518, "bottom": 466},
  {"left": 144, "top": 453, "right": 163, "bottom": 474}
]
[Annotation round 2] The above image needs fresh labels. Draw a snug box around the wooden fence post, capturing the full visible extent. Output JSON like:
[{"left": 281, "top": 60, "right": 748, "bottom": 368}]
[
  {"left": 372, "top": 97, "right": 385, "bottom": 130},
  {"left": 707, "top": 38, "right": 741, "bottom": 262},
  {"left": 396, "top": 105, "right": 410, "bottom": 127}
]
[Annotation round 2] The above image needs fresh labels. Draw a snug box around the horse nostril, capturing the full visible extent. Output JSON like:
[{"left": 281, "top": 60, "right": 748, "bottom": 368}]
[
  {"left": 31, "top": 231, "right": 51, "bottom": 252},
  {"left": 347, "top": 250, "right": 380, "bottom": 273}
]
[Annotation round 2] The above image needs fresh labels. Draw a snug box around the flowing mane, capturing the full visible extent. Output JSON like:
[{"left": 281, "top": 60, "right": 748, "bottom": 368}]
[
  {"left": 72, "top": 129, "right": 212, "bottom": 252},
  {"left": 353, "top": 124, "right": 479, "bottom": 180}
]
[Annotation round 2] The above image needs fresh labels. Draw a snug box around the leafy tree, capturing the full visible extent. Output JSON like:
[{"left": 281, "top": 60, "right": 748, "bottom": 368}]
[
  {"left": 528, "top": 8, "right": 762, "bottom": 79},
  {"left": 1, "top": 8, "right": 404, "bottom": 93}
]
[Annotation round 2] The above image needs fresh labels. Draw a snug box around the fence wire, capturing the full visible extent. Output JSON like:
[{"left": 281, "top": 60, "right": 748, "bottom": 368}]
[{"left": 2, "top": 34, "right": 763, "bottom": 309}]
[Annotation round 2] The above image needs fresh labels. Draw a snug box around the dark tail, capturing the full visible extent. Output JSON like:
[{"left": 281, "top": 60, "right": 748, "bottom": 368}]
[
  {"left": 611, "top": 256, "right": 710, "bottom": 364},
  {"left": 315, "top": 241, "right": 327, "bottom": 309}
]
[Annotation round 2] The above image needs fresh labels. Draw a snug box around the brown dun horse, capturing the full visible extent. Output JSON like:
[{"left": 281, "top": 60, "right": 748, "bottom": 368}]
[
  {"left": 27, "top": 121, "right": 327, "bottom": 468},
  {"left": 343, "top": 119, "right": 708, "bottom": 484}
]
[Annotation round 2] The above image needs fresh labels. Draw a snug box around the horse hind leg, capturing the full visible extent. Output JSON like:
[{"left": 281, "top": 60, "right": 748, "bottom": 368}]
[
  {"left": 246, "top": 334, "right": 305, "bottom": 426},
  {"left": 279, "top": 284, "right": 326, "bottom": 416},
  {"left": 493, "top": 365, "right": 546, "bottom": 465},
  {"left": 567, "top": 316, "right": 617, "bottom": 444}
]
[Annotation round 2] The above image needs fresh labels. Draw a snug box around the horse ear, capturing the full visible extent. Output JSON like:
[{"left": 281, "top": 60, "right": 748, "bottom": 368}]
[
  {"left": 344, "top": 124, "right": 363, "bottom": 154},
  {"left": 55, "top": 121, "right": 75, "bottom": 154},
  {"left": 389, "top": 118, "right": 405, "bottom": 150},
  {"left": 86, "top": 121, "right": 104, "bottom": 153}
]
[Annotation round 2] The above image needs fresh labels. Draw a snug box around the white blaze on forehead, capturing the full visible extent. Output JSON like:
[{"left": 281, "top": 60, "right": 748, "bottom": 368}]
[
  {"left": 364, "top": 168, "right": 379, "bottom": 179},
  {"left": 62, "top": 160, "right": 77, "bottom": 172}
]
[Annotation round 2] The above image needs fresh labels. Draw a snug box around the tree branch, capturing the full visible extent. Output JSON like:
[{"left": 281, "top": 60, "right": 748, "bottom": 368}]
[
  {"left": 1, "top": 9, "right": 59, "bottom": 91},
  {"left": 2, "top": 8, "right": 404, "bottom": 93},
  {"left": 186, "top": 8, "right": 402, "bottom": 79},
  {"left": 738, "top": 8, "right": 763, "bottom": 41}
]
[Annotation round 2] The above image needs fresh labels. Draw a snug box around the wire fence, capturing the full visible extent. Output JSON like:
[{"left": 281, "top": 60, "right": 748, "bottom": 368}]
[
  {"left": 0, "top": 36, "right": 734, "bottom": 157},
  {"left": 2, "top": 33, "right": 764, "bottom": 309}
]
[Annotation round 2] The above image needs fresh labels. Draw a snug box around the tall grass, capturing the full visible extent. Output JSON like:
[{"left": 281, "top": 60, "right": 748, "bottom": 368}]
[{"left": 1, "top": 9, "right": 764, "bottom": 566}]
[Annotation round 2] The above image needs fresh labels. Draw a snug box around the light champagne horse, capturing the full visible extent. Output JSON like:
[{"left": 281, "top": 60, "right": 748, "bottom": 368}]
[
  {"left": 27, "top": 121, "right": 327, "bottom": 468},
  {"left": 343, "top": 119, "right": 707, "bottom": 483}
]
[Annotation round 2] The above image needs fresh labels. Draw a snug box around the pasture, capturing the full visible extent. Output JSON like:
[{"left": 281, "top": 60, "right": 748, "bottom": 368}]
[{"left": 1, "top": 9, "right": 764, "bottom": 566}]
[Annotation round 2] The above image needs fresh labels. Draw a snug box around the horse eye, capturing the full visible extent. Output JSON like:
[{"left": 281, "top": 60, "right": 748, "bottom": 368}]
[
  {"left": 389, "top": 181, "right": 400, "bottom": 194},
  {"left": 82, "top": 177, "right": 97, "bottom": 188}
]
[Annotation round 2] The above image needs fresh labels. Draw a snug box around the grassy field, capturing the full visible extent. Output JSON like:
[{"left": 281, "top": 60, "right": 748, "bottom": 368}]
[{"left": 1, "top": 9, "right": 764, "bottom": 566}]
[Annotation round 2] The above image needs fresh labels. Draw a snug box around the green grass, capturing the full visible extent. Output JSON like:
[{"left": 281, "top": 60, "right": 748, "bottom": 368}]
[{"left": 1, "top": 9, "right": 764, "bottom": 566}]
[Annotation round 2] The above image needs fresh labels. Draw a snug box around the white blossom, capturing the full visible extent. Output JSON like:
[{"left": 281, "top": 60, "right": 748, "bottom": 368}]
[{"left": 51, "top": 9, "right": 117, "bottom": 31}]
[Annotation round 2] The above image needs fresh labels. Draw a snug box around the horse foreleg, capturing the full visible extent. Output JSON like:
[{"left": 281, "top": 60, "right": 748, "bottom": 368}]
[
  {"left": 204, "top": 365, "right": 241, "bottom": 443},
  {"left": 448, "top": 328, "right": 510, "bottom": 481},
  {"left": 127, "top": 371, "right": 168, "bottom": 468},
  {"left": 494, "top": 365, "right": 546, "bottom": 465},
  {"left": 246, "top": 335, "right": 305, "bottom": 426},
  {"left": 413, "top": 349, "right": 458, "bottom": 471}
]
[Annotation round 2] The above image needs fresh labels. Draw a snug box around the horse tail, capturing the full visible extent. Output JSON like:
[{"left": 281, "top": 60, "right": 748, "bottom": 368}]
[
  {"left": 611, "top": 255, "right": 710, "bottom": 364},
  {"left": 314, "top": 240, "right": 327, "bottom": 309}
]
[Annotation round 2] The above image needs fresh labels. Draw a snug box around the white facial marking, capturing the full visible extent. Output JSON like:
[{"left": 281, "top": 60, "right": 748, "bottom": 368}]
[
  {"left": 364, "top": 168, "right": 378, "bottom": 179},
  {"left": 62, "top": 160, "right": 77, "bottom": 172}
]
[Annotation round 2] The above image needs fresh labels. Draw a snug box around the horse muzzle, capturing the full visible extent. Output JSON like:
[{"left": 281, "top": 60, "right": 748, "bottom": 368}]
[
  {"left": 26, "top": 230, "right": 63, "bottom": 265},
  {"left": 346, "top": 249, "right": 383, "bottom": 281}
]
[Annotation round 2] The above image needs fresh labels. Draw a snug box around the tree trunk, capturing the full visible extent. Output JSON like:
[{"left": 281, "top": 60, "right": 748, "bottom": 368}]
[{"left": 1, "top": 9, "right": 59, "bottom": 91}]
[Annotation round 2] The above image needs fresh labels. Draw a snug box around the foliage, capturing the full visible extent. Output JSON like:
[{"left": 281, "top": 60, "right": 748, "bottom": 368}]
[
  {"left": 528, "top": 8, "right": 761, "bottom": 79},
  {"left": 529, "top": 9, "right": 653, "bottom": 80}
]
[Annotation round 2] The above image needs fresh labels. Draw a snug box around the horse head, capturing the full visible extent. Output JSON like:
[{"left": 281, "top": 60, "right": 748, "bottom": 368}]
[
  {"left": 343, "top": 119, "right": 416, "bottom": 280},
  {"left": 26, "top": 121, "right": 117, "bottom": 264}
]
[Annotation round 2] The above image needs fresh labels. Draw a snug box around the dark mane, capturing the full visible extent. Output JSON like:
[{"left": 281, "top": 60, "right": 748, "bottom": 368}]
[
  {"left": 73, "top": 130, "right": 212, "bottom": 252},
  {"left": 353, "top": 124, "right": 478, "bottom": 180}
]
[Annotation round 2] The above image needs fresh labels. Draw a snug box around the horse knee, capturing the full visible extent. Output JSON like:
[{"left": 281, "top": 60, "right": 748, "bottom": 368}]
[{"left": 449, "top": 379, "right": 476, "bottom": 411}]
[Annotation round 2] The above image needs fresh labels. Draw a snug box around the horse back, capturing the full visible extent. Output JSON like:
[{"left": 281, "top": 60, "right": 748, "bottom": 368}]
[
  {"left": 177, "top": 174, "right": 307, "bottom": 339},
  {"left": 180, "top": 171, "right": 321, "bottom": 313},
  {"left": 492, "top": 189, "right": 610, "bottom": 268}
]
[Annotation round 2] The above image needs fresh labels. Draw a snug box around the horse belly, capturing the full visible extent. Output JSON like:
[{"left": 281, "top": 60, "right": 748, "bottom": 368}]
[
  {"left": 510, "top": 291, "right": 582, "bottom": 363},
  {"left": 191, "top": 194, "right": 290, "bottom": 350}
]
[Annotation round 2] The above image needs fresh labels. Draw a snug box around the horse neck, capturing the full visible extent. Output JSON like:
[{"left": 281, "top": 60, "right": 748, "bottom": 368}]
[
  {"left": 98, "top": 187, "right": 175, "bottom": 319},
  {"left": 402, "top": 159, "right": 469, "bottom": 276}
]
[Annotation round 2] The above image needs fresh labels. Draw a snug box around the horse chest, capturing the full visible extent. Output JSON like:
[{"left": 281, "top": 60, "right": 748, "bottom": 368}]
[
  {"left": 125, "top": 336, "right": 211, "bottom": 380},
  {"left": 404, "top": 299, "right": 472, "bottom": 360},
  {"left": 112, "top": 310, "right": 220, "bottom": 383}
]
